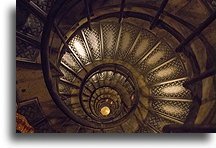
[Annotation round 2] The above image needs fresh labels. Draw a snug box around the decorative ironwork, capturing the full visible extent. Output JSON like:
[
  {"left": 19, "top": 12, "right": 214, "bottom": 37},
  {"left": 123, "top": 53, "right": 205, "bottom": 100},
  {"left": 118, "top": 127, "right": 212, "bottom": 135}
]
[
  {"left": 145, "top": 113, "right": 175, "bottom": 132},
  {"left": 137, "top": 41, "right": 175, "bottom": 74},
  {"left": 61, "top": 52, "right": 82, "bottom": 73},
  {"left": 151, "top": 79, "right": 191, "bottom": 98},
  {"left": 58, "top": 81, "right": 76, "bottom": 95},
  {"left": 127, "top": 29, "right": 157, "bottom": 64},
  {"left": 74, "top": 63, "right": 139, "bottom": 128},
  {"left": 16, "top": 38, "right": 39, "bottom": 62},
  {"left": 82, "top": 24, "right": 102, "bottom": 60},
  {"left": 16, "top": 31, "right": 41, "bottom": 49},
  {"left": 17, "top": 99, "right": 45, "bottom": 125},
  {"left": 19, "top": 13, "right": 44, "bottom": 39},
  {"left": 31, "top": 0, "right": 55, "bottom": 13},
  {"left": 68, "top": 35, "right": 91, "bottom": 65},
  {"left": 102, "top": 22, "right": 120, "bottom": 58},
  {"left": 17, "top": 98, "right": 55, "bottom": 133},
  {"left": 40, "top": 10, "right": 199, "bottom": 132},
  {"left": 116, "top": 22, "right": 140, "bottom": 60},
  {"left": 146, "top": 58, "right": 187, "bottom": 85},
  {"left": 59, "top": 66, "right": 75, "bottom": 83},
  {"left": 151, "top": 99, "right": 191, "bottom": 121},
  {"left": 135, "top": 125, "right": 155, "bottom": 133},
  {"left": 54, "top": 21, "right": 193, "bottom": 131}
]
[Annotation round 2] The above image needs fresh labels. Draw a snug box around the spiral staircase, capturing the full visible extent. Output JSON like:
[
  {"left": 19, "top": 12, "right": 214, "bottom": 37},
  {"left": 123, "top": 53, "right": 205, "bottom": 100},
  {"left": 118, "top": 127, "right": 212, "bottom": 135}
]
[{"left": 16, "top": 0, "right": 216, "bottom": 133}]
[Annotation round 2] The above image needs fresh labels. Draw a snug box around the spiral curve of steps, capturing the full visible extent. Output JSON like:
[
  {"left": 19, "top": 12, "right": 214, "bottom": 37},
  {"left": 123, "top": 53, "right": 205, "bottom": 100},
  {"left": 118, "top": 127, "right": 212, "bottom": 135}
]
[
  {"left": 46, "top": 19, "right": 193, "bottom": 133},
  {"left": 16, "top": 0, "right": 216, "bottom": 133}
]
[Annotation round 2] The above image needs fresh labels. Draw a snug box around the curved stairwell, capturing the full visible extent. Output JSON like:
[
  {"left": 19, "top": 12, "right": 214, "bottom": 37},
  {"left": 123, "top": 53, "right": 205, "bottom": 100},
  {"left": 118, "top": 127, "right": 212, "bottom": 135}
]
[
  {"left": 16, "top": 0, "right": 216, "bottom": 133},
  {"left": 47, "top": 21, "right": 192, "bottom": 132}
]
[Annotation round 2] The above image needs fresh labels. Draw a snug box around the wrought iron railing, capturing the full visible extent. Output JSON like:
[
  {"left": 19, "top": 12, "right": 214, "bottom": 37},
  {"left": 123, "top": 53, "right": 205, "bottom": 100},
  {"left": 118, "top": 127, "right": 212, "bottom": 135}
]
[{"left": 16, "top": 0, "right": 216, "bottom": 132}]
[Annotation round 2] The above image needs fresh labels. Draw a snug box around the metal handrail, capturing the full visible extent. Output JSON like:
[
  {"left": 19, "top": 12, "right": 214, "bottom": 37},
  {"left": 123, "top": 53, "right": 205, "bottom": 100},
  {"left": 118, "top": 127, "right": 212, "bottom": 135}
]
[{"left": 41, "top": 0, "right": 214, "bottom": 130}]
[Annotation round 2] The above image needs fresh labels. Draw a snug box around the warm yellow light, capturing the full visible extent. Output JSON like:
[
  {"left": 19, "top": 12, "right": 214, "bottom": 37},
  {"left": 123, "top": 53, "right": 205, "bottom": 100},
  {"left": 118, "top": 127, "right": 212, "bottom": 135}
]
[{"left": 100, "top": 106, "right": 110, "bottom": 116}]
